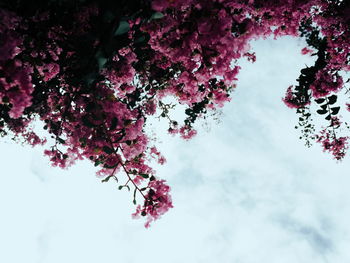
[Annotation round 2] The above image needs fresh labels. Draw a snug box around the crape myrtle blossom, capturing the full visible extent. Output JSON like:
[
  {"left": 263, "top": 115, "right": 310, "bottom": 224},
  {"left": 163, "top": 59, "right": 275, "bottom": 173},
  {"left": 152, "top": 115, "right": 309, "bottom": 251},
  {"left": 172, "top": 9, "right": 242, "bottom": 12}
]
[
  {"left": 0, "top": 0, "right": 350, "bottom": 226},
  {"left": 316, "top": 117, "right": 348, "bottom": 160},
  {"left": 282, "top": 85, "right": 311, "bottom": 109},
  {"left": 132, "top": 179, "right": 173, "bottom": 228},
  {"left": 301, "top": 47, "right": 314, "bottom": 55}
]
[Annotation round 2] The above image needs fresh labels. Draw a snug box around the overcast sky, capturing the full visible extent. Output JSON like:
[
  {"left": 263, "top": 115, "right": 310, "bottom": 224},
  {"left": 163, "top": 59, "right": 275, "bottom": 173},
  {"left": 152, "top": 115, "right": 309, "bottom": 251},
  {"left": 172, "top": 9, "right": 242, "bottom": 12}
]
[{"left": 2, "top": 36, "right": 350, "bottom": 263}]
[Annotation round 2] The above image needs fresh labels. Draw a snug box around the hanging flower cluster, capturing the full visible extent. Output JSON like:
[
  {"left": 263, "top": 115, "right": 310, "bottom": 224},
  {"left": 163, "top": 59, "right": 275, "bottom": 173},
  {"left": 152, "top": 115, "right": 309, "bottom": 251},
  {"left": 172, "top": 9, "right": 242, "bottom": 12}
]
[{"left": 1, "top": 0, "right": 350, "bottom": 227}]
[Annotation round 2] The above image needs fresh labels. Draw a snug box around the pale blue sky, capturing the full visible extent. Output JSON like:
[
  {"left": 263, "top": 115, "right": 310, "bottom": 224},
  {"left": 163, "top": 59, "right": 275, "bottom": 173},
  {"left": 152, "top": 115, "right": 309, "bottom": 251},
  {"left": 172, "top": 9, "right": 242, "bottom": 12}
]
[{"left": 1, "top": 37, "right": 350, "bottom": 263}]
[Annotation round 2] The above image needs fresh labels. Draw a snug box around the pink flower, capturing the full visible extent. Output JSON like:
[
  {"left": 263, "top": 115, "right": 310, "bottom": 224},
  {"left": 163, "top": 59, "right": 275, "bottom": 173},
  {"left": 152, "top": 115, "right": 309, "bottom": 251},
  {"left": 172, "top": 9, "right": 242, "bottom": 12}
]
[
  {"left": 36, "top": 63, "right": 60, "bottom": 81},
  {"left": 317, "top": 129, "right": 348, "bottom": 160},
  {"left": 132, "top": 179, "right": 173, "bottom": 228},
  {"left": 282, "top": 85, "right": 310, "bottom": 109},
  {"left": 224, "top": 66, "right": 240, "bottom": 83},
  {"left": 212, "top": 89, "right": 231, "bottom": 108},
  {"left": 23, "top": 132, "right": 46, "bottom": 146},
  {"left": 150, "top": 146, "right": 167, "bottom": 164},
  {"left": 133, "top": 175, "right": 144, "bottom": 185},
  {"left": 144, "top": 100, "right": 157, "bottom": 115},
  {"left": 244, "top": 52, "right": 256, "bottom": 62},
  {"left": 179, "top": 125, "right": 197, "bottom": 140},
  {"left": 310, "top": 70, "right": 343, "bottom": 98},
  {"left": 301, "top": 47, "right": 313, "bottom": 55},
  {"left": 346, "top": 103, "right": 350, "bottom": 112},
  {"left": 0, "top": 61, "right": 34, "bottom": 118}
]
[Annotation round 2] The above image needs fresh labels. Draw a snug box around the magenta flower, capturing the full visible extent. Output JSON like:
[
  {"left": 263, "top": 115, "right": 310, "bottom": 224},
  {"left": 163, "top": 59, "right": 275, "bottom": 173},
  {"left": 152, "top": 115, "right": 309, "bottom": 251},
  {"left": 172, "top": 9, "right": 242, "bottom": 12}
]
[{"left": 132, "top": 179, "right": 173, "bottom": 228}]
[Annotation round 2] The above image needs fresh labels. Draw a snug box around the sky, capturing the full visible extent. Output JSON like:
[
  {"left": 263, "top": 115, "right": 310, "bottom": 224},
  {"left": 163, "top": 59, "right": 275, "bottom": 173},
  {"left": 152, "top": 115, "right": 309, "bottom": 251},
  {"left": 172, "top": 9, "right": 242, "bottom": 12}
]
[{"left": 1, "top": 36, "right": 350, "bottom": 263}]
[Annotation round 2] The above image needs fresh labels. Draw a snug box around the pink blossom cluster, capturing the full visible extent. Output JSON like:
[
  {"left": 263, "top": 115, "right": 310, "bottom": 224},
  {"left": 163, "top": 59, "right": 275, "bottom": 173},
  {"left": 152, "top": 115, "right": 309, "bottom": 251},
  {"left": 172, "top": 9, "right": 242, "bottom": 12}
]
[
  {"left": 283, "top": 85, "right": 310, "bottom": 109},
  {"left": 150, "top": 147, "right": 166, "bottom": 165},
  {"left": 132, "top": 179, "right": 173, "bottom": 228},
  {"left": 317, "top": 131, "right": 348, "bottom": 160},
  {"left": 143, "top": 0, "right": 317, "bottom": 108},
  {"left": 310, "top": 70, "right": 343, "bottom": 98},
  {"left": 0, "top": 10, "right": 34, "bottom": 119},
  {"left": 1, "top": 0, "right": 350, "bottom": 227}
]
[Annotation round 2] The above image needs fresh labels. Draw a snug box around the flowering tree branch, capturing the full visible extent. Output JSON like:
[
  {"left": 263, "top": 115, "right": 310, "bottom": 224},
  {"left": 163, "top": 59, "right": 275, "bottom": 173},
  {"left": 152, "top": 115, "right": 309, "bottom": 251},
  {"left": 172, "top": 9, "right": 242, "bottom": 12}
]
[{"left": 1, "top": 0, "right": 350, "bottom": 227}]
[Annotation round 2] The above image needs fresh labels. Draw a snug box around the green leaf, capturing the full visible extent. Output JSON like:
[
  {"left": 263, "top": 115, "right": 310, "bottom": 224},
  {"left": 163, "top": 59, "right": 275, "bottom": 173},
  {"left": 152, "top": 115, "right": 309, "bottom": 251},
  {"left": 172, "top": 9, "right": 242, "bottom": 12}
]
[
  {"left": 124, "top": 119, "right": 132, "bottom": 126},
  {"left": 135, "top": 35, "right": 146, "bottom": 44},
  {"left": 325, "top": 114, "right": 331, "bottom": 121},
  {"left": 331, "top": 106, "right": 340, "bottom": 115},
  {"left": 102, "top": 175, "right": 113, "bottom": 183},
  {"left": 110, "top": 117, "right": 118, "bottom": 130},
  {"left": 97, "top": 57, "right": 107, "bottom": 70},
  {"left": 94, "top": 160, "right": 104, "bottom": 167},
  {"left": 95, "top": 50, "right": 108, "bottom": 70},
  {"left": 57, "top": 137, "right": 65, "bottom": 144},
  {"left": 103, "top": 163, "right": 118, "bottom": 169},
  {"left": 328, "top": 95, "right": 337, "bottom": 105},
  {"left": 133, "top": 199, "right": 137, "bottom": 205},
  {"left": 114, "top": 21, "right": 130, "bottom": 36},
  {"left": 102, "top": 146, "right": 114, "bottom": 154},
  {"left": 118, "top": 185, "right": 123, "bottom": 190},
  {"left": 79, "top": 137, "right": 87, "bottom": 147},
  {"left": 317, "top": 109, "right": 327, "bottom": 115},
  {"left": 82, "top": 115, "right": 96, "bottom": 128},
  {"left": 133, "top": 188, "right": 137, "bottom": 201},
  {"left": 83, "top": 72, "right": 99, "bottom": 86},
  {"left": 151, "top": 12, "right": 164, "bottom": 20},
  {"left": 140, "top": 173, "right": 149, "bottom": 179}
]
